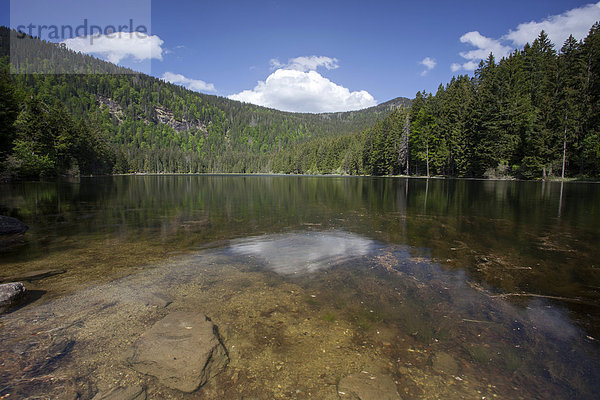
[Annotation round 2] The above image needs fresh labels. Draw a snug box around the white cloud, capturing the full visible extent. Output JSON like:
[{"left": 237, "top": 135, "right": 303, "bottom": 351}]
[
  {"left": 288, "top": 56, "right": 340, "bottom": 72},
  {"left": 451, "top": 31, "right": 511, "bottom": 72},
  {"left": 161, "top": 72, "right": 216, "bottom": 93},
  {"left": 460, "top": 31, "right": 512, "bottom": 61},
  {"left": 270, "top": 55, "right": 340, "bottom": 72},
  {"left": 505, "top": 2, "right": 600, "bottom": 47},
  {"left": 62, "top": 32, "right": 164, "bottom": 64},
  {"left": 269, "top": 58, "right": 283, "bottom": 70},
  {"left": 229, "top": 56, "right": 375, "bottom": 113},
  {"left": 420, "top": 57, "right": 436, "bottom": 70},
  {"left": 419, "top": 57, "right": 436, "bottom": 76},
  {"left": 452, "top": 2, "right": 600, "bottom": 73},
  {"left": 462, "top": 61, "right": 480, "bottom": 71}
]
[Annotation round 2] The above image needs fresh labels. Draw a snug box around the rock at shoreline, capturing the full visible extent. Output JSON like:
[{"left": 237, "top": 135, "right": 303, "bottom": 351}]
[
  {"left": 0, "top": 216, "right": 29, "bottom": 235},
  {"left": 127, "top": 312, "right": 228, "bottom": 393},
  {"left": 91, "top": 385, "right": 146, "bottom": 400},
  {"left": 0, "top": 282, "right": 27, "bottom": 313},
  {"left": 338, "top": 372, "right": 402, "bottom": 400},
  {"left": 0, "top": 269, "right": 66, "bottom": 284}
]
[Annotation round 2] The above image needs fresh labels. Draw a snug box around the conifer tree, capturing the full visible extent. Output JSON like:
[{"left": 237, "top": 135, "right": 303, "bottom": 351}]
[
  {"left": 557, "top": 35, "right": 585, "bottom": 177},
  {"left": 0, "top": 62, "right": 19, "bottom": 160},
  {"left": 582, "top": 22, "right": 600, "bottom": 176}
]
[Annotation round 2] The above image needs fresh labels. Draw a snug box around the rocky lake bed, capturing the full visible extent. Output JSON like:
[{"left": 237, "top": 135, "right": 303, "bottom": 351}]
[{"left": 1, "top": 232, "right": 599, "bottom": 399}]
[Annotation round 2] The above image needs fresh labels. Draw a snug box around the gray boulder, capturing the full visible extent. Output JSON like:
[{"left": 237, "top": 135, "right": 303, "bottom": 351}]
[
  {"left": 0, "top": 282, "right": 26, "bottom": 313},
  {"left": 0, "top": 216, "right": 29, "bottom": 235},
  {"left": 127, "top": 312, "right": 228, "bottom": 393},
  {"left": 338, "top": 372, "right": 402, "bottom": 400}
]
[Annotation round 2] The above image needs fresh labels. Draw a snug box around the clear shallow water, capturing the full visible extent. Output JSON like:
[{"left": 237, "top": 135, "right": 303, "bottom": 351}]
[{"left": 1, "top": 175, "right": 599, "bottom": 399}]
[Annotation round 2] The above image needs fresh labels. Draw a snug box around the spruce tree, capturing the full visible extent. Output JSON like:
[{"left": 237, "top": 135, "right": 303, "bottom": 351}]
[{"left": 0, "top": 63, "right": 19, "bottom": 160}]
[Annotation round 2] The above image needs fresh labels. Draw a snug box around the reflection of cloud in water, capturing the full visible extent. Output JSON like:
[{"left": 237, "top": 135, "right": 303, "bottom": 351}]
[
  {"left": 229, "top": 231, "right": 374, "bottom": 275},
  {"left": 526, "top": 301, "right": 578, "bottom": 341}
]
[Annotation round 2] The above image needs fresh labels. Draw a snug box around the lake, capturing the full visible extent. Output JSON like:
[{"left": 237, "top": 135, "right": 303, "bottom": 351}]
[{"left": 1, "top": 175, "right": 599, "bottom": 399}]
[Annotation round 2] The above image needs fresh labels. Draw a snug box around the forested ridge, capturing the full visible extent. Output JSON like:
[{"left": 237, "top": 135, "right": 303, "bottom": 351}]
[
  {"left": 0, "top": 27, "right": 407, "bottom": 178},
  {"left": 1, "top": 24, "right": 600, "bottom": 180}
]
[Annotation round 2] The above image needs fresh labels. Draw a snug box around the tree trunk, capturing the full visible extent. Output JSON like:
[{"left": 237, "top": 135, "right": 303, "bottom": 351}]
[
  {"left": 405, "top": 115, "right": 410, "bottom": 175},
  {"left": 561, "top": 113, "right": 567, "bottom": 180},
  {"left": 426, "top": 143, "right": 430, "bottom": 177}
]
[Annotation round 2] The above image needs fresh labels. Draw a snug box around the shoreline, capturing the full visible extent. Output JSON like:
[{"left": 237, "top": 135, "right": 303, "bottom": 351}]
[
  {"left": 3, "top": 172, "right": 600, "bottom": 184},
  {"left": 84, "top": 172, "right": 600, "bottom": 184}
]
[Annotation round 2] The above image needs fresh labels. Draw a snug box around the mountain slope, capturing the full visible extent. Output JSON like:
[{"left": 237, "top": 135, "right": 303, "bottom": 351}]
[{"left": 2, "top": 27, "right": 410, "bottom": 174}]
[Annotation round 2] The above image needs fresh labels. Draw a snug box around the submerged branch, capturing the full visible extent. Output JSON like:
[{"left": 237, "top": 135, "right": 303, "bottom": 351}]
[
  {"left": 461, "top": 318, "right": 492, "bottom": 324},
  {"left": 491, "top": 293, "right": 600, "bottom": 307}
]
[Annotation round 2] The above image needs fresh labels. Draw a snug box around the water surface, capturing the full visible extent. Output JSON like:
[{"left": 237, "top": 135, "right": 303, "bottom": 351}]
[{"left": 1, "top": 176, "right": 599, "bottom": 399}]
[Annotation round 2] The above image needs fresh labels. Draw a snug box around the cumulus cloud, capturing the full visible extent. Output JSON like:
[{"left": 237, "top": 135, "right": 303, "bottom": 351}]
[
  {"left": 62, "top": 32, "right": 164, "bottom": 64},
  {"left": 270, "top": 55, "right": 339, "bottom": 72},
  {"left": 161, "top": 72, "right": 216, "bottom": 93},
  {"left": 460, "top": 31, "right": 512, "bottom": 61},
  {"left": 229, "top": 57, "right": 376, "bottom": 113},
  {"left": 452, "top": 2, "right": 600, "bottom": 72},
  {"left": 289, "top": 56, "right": 339, "bottom": 72},
  {"left": 452, "top": 31, "right": 512, "bottom": 71},
  {"left": 505, "top": 1, "right": 600, "bottom": 47},
  {"left": 419, "top": 57, "right": 436, "bottom": 76}
]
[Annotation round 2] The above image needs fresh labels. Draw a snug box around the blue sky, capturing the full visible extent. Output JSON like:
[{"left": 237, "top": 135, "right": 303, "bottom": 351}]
[{"left": 3, "top": 0, "right": 600, "bottom": 112}]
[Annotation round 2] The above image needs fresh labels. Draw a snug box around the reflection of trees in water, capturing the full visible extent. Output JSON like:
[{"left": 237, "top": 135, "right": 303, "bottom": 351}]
[
  {"left": 1, "top": 176, "right": 599, "bottom": 335},
  {"left": 2, "top": 176, "right": 596, "bottom": 232}
]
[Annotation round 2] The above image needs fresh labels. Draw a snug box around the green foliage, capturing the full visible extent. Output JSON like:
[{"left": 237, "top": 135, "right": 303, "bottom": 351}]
[
  {"left": 10, "top": 138, "right": 55, "bottom": 177},
  {"left": 0, "top": 60, "right": 19, "bottom": 160},
  {"left": 6, "top": 94, "right": 114, "bottom": 179},
  {"left": 271, "top": 108, "right": 410, "bottom": 176},
  {"left": 1, "top": 23, "right": 599, "bottom": 180},
  {"left": 404, "top": 27, "right": 600, "bottom": 179},
  {"left": 1, "top": 26, "right": 408, "bottom": 177}
]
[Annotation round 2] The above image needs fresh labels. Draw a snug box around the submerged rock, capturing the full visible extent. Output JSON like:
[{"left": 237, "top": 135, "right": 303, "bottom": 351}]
[
  {"left": 142, "top": 292, "right": 172, "bottom": 308},
  {"left": 0, "top": 269, "right": 66, "bottom": 284},
  {"left": 338, "top": 372, "right": 402, "bottom": 400},
  {"left": 0, "top": 216, "right": 29, "bottom": 235},
  {"left": 0, "top": 282, "right": 27, "bottom": 313},
  {"left": 431, "top": 352, "right": 459, "bottom": 375},
  {"left": 127, "top": 312, "right": 228, "bottom": 392},
  {"left": 91, "top": 385, "right": 146, "bottom": 400}
]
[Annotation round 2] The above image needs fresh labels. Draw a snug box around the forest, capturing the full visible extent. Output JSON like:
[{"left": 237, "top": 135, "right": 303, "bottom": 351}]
[
  {"left": 0, "top": 27, "right": 404, "bottom": 178},
  {"left": 273, "top": 26, "right": 600, "bottom": 179},
  {"left": 1, "top": 23, "right": 599, "bottom": 179}
]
